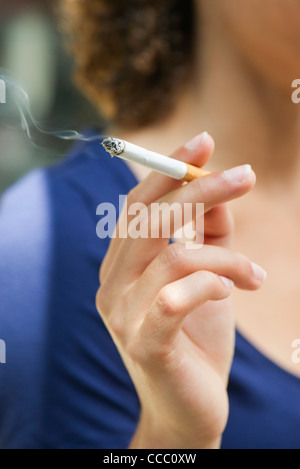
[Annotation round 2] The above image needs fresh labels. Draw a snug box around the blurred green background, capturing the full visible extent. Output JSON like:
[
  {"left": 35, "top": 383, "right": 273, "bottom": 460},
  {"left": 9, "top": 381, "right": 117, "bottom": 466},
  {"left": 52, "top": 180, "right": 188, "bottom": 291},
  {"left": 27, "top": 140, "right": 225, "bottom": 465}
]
[{"left": 0, "top": 0, "right": 102, "bottom": 193}]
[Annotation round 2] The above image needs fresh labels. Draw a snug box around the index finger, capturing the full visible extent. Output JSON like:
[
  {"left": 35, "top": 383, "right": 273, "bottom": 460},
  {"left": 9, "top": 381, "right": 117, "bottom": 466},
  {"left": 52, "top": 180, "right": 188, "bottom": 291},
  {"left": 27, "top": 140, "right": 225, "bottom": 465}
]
[
  {"left": 101, "top": 132, "right": 214, "bottom": 278},
  {"left": 102, "top": 164, "right": 255, "bottom": 287}
]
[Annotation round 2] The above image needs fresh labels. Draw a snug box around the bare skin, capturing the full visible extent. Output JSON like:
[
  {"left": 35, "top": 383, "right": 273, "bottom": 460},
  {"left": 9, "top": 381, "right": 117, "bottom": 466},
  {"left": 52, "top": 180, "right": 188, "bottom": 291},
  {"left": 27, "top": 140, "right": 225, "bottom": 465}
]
[
  {"left": 97, "top": 0, "right": 300, "bottom": 449},
  {"left": 119, "top": 0, "right": 300, "bottom": 378},
  {"left": 97, "top": 137, "right": 265, "bottom": 449}
]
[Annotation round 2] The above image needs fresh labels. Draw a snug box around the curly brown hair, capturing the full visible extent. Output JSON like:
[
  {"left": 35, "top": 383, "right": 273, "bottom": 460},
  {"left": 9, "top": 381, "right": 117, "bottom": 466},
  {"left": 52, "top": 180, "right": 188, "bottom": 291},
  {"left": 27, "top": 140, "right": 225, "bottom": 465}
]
[{"left": 59, "top": 0, "right": 195, "bottom": 130}]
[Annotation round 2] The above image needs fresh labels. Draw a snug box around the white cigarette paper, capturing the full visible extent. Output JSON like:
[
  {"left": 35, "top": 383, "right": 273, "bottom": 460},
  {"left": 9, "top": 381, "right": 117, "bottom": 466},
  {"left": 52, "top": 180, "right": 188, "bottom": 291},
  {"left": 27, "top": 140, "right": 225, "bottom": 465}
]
[{"left": 102, "top": 137, "right": 189, "bottom": 180}]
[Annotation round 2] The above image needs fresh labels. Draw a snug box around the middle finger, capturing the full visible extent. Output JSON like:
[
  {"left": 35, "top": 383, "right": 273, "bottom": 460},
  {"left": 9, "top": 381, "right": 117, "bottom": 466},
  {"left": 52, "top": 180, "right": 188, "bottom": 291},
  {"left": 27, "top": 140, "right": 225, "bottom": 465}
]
[{"left": 106, "top": 165, "right": 255, "bottom": 286}]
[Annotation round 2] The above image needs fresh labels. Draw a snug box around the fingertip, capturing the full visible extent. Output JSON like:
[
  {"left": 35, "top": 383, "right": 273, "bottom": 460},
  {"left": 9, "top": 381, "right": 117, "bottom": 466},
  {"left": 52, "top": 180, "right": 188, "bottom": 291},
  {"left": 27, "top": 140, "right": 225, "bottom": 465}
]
[
  {"left": 250, "top": 168, "right": 257, "bottom": 187},
  {"left": 202, "top": 132, "right": 215, "bottom": 153},
  {"left": 219, "top": 275, "right": 235, "bottom": 289},
  {"left": 184, "top": 131, "right": 215, "bottom": 153},
  {"left": 251, "top": 262, "right": 267, "bottom": 284},
  {"left": 222, "top": 165, "right": 256, "bottom": 193}
]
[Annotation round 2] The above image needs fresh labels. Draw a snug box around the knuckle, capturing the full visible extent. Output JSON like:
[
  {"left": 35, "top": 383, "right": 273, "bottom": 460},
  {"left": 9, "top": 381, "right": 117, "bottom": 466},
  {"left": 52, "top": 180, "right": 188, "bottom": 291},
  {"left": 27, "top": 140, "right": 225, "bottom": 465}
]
[
  {"left": 162, "top": 243, "right": 186, "bottom": 269},
  {"left": 126, "top": 340, "right": 145, "bottom": 364},
  {"left": 156, "top": 286, "right": 179, "bottom": 316},
  {"left": 126, "top": 341, "right": 174, "bottom": 370},
  {"left": 232, "top": 252, "right": 252, "bottom": 276},
  {"left": 152, "top": 343, "right": 176, "bottom": 365},
  {"left": 193, "top": 174, "right": 210, "bottom": 200},
  {"left": 199, "top": 269, "right": 217, "bottom": 285},
  {"left": 129, "top": 339, "right": 174, "bottom": 368},
  {"left": 95, "top": 286, "right": 107, "bottom": 315},
  {"left": 108, "top": 315, "right": 125, "bottom": 338},
  {"left": 145, "top": 345, "right": 175, "bottom": 369},
  {"left": 193, "top": 174, "right": 205, "bottom": 193},
  {"left": 198, "top": 270, "right": 220, "bottom": 293},
  {"left": 95, "top": 282, "right": 112, "bottom": 317}
]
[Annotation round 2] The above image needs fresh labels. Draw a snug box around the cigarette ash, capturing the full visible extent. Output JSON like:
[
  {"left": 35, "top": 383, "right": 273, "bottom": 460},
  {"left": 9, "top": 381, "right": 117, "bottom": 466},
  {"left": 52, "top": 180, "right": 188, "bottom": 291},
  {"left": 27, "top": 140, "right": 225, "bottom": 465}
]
[{"left": 101, "top": 137, "right": 125, "bottom": 157}]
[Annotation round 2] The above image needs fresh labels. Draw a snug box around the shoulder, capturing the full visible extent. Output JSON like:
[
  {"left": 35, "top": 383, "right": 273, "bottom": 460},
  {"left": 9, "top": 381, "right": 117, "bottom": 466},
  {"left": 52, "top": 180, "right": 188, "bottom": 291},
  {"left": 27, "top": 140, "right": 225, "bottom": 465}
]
[
  {"left": 0, "top": 136, "right": 138, "bottom": 329},
  {"left": 47, "top": 137, "right": 137, "bottom": 202},
  {"left": 1, "top": 138, "right": 137, "bottom": 245},
  {"left": 1, "top": 136, "right": 137, "bottom": 209},
  {"left": 0, "top": 139, "right": 139, "bottom": 449}
]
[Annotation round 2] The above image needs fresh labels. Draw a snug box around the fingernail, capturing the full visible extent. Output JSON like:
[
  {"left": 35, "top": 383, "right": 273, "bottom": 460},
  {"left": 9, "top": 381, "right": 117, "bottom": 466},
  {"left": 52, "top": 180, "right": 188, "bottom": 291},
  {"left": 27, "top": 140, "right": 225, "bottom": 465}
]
[
  {"left": 185, "top": 132, "right": 209, "bottom": 151},
  {"left": 251, "top": 262, "right": 267, "bottom": 283},
  {"left": 220, "top": 276, "right": 234, "bottom": 288},
  {"left": 223, "top": 165, "right": 252, "bottom": 184}
]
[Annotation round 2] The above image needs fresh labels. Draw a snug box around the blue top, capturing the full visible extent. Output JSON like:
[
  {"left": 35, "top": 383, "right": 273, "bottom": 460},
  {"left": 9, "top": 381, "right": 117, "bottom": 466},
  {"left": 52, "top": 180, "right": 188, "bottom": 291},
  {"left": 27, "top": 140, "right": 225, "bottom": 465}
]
[{"left": 0, "top": 138, "right": 299, "bottom": 449}]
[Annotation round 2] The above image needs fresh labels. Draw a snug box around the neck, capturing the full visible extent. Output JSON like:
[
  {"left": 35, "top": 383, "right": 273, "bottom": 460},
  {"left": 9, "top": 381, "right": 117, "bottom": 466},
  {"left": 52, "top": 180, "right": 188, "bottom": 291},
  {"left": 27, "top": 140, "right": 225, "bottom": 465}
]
[{"left": 120, "top": 15, "right": 300, "bottom": 195}]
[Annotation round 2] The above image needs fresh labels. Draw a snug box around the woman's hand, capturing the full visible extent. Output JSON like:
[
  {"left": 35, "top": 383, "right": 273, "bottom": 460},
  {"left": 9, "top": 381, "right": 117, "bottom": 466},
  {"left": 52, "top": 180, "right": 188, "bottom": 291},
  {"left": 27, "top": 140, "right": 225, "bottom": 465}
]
[{"left": 96, "top": 133, "right": 266, "bottom": 449}]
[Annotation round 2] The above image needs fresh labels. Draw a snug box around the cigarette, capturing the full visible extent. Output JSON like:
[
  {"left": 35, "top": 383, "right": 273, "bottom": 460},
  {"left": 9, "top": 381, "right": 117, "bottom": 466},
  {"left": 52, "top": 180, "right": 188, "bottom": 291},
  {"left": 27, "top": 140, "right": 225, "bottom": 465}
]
[{"left": 101, "top": 137, "right": 210, "bottom": 182}]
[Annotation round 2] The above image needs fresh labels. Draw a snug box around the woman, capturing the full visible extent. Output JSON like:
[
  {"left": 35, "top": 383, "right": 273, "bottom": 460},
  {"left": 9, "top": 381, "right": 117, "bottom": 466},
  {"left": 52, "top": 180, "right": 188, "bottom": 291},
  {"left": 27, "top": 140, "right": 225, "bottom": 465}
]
[{"left": 1, "top": 0, "right": 300, "bottom": 449}]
